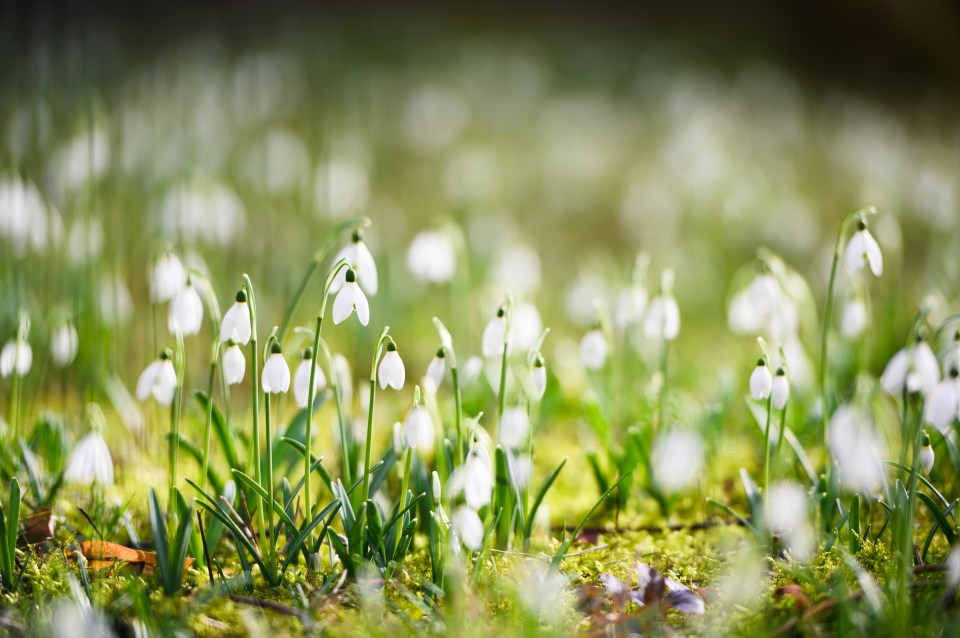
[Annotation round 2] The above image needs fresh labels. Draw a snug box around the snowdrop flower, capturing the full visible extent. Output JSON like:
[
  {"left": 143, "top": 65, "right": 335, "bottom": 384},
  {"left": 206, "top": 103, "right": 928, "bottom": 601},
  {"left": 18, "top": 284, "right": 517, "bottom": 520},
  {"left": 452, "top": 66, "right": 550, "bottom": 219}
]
[
  {"left": 150, "top": 252, "right": 186, "bottom": 303},
  {"left": 499, "top": 406, "right": 530, "bottom": 449},
  {"left": 579, "top": 327, "right": 608, "bottom": 370},
  {"left": 827, "top": 405, "right": 886, "bottom": 493},
  {"left": 377, "top": 341, "right": 405, "bottom": 390},
  {"left": 136, "top": 350, "right": 177, "bottom": 405},
  {"left": 766, "top": 482, "right": 813, "bottom": 560},
  {"left": 844, "top": 219, "right": 883, "bottom": 277},
  {"left": 220, "top": 289, "right": 252, "bottom": 345},
  {"left": 511, "top": 302, "right": 543, "bottom": 353},
  {"left": 643, "top": 269, "right": 680, "bottom": 341},
  {"left": 880, "top": 337, "right": 940, "bottom": 396},
  {"left": 482, "top": 307, "right": 507, "bottom": 358},
  {"left": 924, "top": 368, "right": 960, "bottom": 432},
  {"left": 407, "top": 230, "right": 456, "bottom": 283},
  {"left": 531, "top": 355, "right": 547, "bottom": 400},
  {"left": 261, "top": 343, "right": 290, "bottom": 394},
  {"left": 222, "top": 341, "right": 246, "bottom": 385},
  {"left": 168, "top": 279, "right": 203, "bottom": 336},
  {"left": 728, "top": 273, "right": 795, "bottom": 339},
  {"left": 294, "top": 348, "right": 327, "bottom": 408},
  {"left": 1, "top": 337, "right": 32, "bottom": 377},
  {"left": 451, "top": 506, "right": 484, "bottom": 551},
  {"left": 919, "top": 432, "right": 935, "bottom": 475},
  {"left": 841, "top": 297, "right": 868, "bottom": 339},
  {"left": 652, "top": 430, "right": 703, "bottom": 494},
  {"left": 426, "top": 348, "right": 446, "bottom": 388},
  {"left": 404, "top": 403, "right": 434, "bottom": 450},
  {"left": 331, "top": 228, "right": 378, "bottom": 295},
  {"left": 749, "top": 359, "right": 772, "bottom": 400},
  {"left": 64, "top": 430, "right": 114, "bottom": 486},
  {"left": 771, "top": 368, "right": 790, "bottom": 410},
  {"left": 50, "top": 322, "right": 79, "bottom": 367},
  {"left": 332, "top": 268, "right": 369, "bottom": 326},
  {"left": 448, "top": 441, "right": 493, "bottom": 510},
  {"left": 615, "top": 285, "right": 648, "bottom": 331}
]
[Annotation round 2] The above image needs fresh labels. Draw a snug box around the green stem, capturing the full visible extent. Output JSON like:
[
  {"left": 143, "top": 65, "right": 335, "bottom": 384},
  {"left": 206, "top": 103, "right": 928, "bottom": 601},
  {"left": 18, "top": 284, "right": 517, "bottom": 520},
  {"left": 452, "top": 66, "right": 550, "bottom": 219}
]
[
  {"left": 362, "top": 378, "right": 377, "bottom": 510},
  {"left": 658, "top": 339, "right": 668, "bottom": 436},
  {"left": 305, "top": 315, "right": 322, "bottom": 547},
  {"left": 773, "top": 404, "right": 788, "bottom": 480},
  {"left": 169, "top": 332, "right": 186, "bottom": 523},
  {"left": 242, "top": 275, "right": 267, "bottom": 559},
  {"left": 399, "top": 448, "right": 413, "bottom": 533},
  {"left": 265, "top": 391, "right": 276, "bottom": 570},
  {"left": 200, "top": 355, "right": 218, "bottom": 491},
  {"left": 452, "top": 365, "right": 464, "bottom": 466},
  {"left": 763, "top": 395, "right": 773, "bottom": 493}
]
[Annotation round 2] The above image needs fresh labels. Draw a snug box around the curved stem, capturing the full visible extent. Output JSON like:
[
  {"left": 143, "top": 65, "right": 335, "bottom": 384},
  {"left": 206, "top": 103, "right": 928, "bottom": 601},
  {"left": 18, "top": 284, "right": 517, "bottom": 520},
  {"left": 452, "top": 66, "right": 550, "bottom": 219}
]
[
  {"left": 763, "top": 395, "right": 773, "bottom": 493},
  {"left": 496, "top": 299, "right": 513, "bottom": 442}
]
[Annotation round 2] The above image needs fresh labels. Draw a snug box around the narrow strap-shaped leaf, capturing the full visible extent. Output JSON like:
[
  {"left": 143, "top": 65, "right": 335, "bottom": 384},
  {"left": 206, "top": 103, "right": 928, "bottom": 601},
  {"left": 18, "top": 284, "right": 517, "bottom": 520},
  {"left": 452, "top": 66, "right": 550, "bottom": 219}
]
[
  {"left": 551, "top": 471, "right": 632, "bottom": 569},
  {"left": 917, "top": 491, "right": 957, "bottom": 546},
  {"left": 281, "top": 500, "right": 341, "bottom": 573},
  {"left": 194, "top": 390, "right": 240, "bottom": 469},
  {"left": 524, "top": 458, "right": 566, "bottom": 542},
  {"left": 148, "top": 489, "right": 169, "bottom": 580},
  {"left": 231, "top": 470, "right": 301, "bottom": 537},
  {"left": 885, "top": 461, "right": 954, "bottom": 516}
]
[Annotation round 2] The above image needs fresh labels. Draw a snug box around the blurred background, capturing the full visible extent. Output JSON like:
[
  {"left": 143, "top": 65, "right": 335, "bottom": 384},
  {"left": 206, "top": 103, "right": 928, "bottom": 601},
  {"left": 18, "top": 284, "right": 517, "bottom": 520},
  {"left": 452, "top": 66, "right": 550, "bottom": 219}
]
[{"left": 2, "top": 1, "right": 960, "bottom": 497}]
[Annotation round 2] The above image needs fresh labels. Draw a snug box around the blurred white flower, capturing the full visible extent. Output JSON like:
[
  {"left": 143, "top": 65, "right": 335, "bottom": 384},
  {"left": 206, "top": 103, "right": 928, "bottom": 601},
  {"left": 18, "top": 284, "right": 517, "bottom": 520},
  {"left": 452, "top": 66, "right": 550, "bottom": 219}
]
[
  {"left": 64, "top": 431, "right": 114, "bottom": 486},
  {"left": 136, "top": 351, "right": 176, "bottom": 405},
  {"left": 652, "top": 430, "right": 703, "bottom": 494},
  {"left": 377, "top": 342, "right": 405, "bottom": 390},
  {"left": 499, "top": 406, "right": 530, "bottom": 449},
  {"left": 923, "top": 370, "right": 960, "bottom": 433},
  {"left": 53, "top": 127, "right": 109, "bottom": 191},
  {"left": 516, "top": 560, "right": 571, "bottom": 617},
  {"left": 947, "top": 546, "right": 960, "bottom": 587},
  {"left": 393, "top": 421, "right": 404, "bottom": 454},
  {"left": 461, "top": 356, "right": 485, "bottom": 388},
  {"left": 432, "top": 470, "right": 442, "bottom": 501},
  {"left": 919, "top": 433, "right": 935, "bottom": 475},
  {"left": 451, "top": 506, "right": 484, "bottom": 551},
  {"left": 771, "top": 368, "right": 790, "bottom": 410},
  {"left": 1, "top": 338, "right": 32, "bottom": 377},
  {"left": 844, "top": 222, "right": 883, "bottom": 277},
  {"left": 261, "top": 346, "right": 291, "bottom": 394},
  {"left": 828, "top": 405, "right": 886, "bottom": 493},
  {"left": 944, "top": 334, "right": 960, "bottom": 376},
  {"left": 333, "top": 353, "right": 353, "bottom": 403},
  {"left": 508, "top": 452, "right": 532, "bottom": 490},
  {"left": 332, "top": 269, "right": 370, "bottom": 326},
  {"left": 615, "top": 285, "right": 648, "bottom": 331},
  {"left": 0, "top": 175, "right": 53, "bottom": 255},
  {"left": 766, "top": 481, "right": 813, "bottom": 559},
  {"left": 841, "top": 297, "right": 868, "bottom": 339},
  {"left": 168, "top": 280, "right": 203, "bottom": 336},
  {"left": 482, "top": 309, "right": 507, "bottom": 358},
  {"left": 65, "top": 217, "right": 102, "bottom": 265},
  {"left": 579, "top": 328, "right": 607, "bottom": 370},
  {"left": 404, "top": 404, "right": 434, "bottom": 450},
  {"left": 728, "top": 273, "right": 797, "bottom": 341},
  {"left": 294, "top": 350, "right": 326, "bottom": 409},
  {"left": 407, "top": 230, "right": 456, "bottom": 284},
  {"left": 448, "top": 442, "right": 492, "bottom": 510},
  {"left": 749, "top": 360, "right": 772, "bottom": 400},
  {"left": 426, "top": 349, "right": 446, "bottom": 388},
  {"left": 220, "top": 290, "right": 252, "bottom": 344},
  {"left": 331, "top": 230, "right": 378, "bottom": 296},
  {"left": 150, "top": 252, "right": 186, "bottom": 304},
  {"left": 643, "top": 269, "right": 680, "bottom": 341},
  {"left": 50, "top": 322, "right": 79, "bottom": 367},
  {"left": 159, "top": 180, "right": 246, "bottom": 245},
  {"left": 531, "top": 356, "right": 547, "bottom": 400},
  {"left": 511, "top": 302, "right": 542, "bottom": 353},
  {"left": 222, "top": 342, "right": 246, "bottom": 385},
  {"left": 880, "top": 339, "right": 940, "bottom": 396}
]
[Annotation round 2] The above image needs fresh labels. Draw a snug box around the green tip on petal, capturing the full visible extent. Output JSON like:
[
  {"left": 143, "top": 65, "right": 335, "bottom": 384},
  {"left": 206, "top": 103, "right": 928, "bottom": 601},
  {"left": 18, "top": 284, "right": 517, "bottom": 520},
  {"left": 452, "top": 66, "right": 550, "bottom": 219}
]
[
  {"left": 345, "top": 268, "right": 357, "bottom": 283},
  {"left": 386, "top": 340, "right": 397, "bottom": 352},
  {"left": 271, "top": 342, "right": 282, "bottom": 354},
  {"left": 236, "top": 289, "right": 247, "bottom": 303}
]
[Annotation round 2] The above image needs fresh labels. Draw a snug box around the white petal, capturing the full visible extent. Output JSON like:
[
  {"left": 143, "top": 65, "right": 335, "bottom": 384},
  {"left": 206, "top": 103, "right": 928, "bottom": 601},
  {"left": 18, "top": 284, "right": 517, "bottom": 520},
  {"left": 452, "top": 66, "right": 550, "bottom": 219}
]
[
  {"left": 136, "top": 360, "right": 162, "bottom": 401},
  {"left": 482, "top": 317, "right": 504, "bottom": 358},
  {"left": 914, "top": 342, "right": 941, "bottom": 395},
  {"left": 749, "top": 366, "right": 772, "bottom": 400},
  {"left": 663, "top": 297, "right": 680, "bottom": 341},
  {"left": 771, "top": 375, "right": 790, "bottom": 410},
  {"left": 924, "top": 380, "right": 959, "bottom": 432},
  {"left": 580, "top": 330, "right": 608, "bottom": 370},
  {"left": 262, "top": 353, "right": 291, "bottom": 394},
  {"left": 353, "top": 284, "right": 370, "bottom": 326},
  {"left": 222, "top": 346, "right": 246, "bottom": 385},
  {"left": 154, "top": 360, "right": 178, "bottom": 405},
  {"left": 863, "top": 231, "right": 883, "bottom": 276},
  {"left": 844, "top": 231, "right": 866, "bottom": 276},
  {"left": 355, "top": 241, "right": 378, "bottom": 295},
  {"left": 0, "top": 342, "right": 14, "bottom": 377},
  {"left": 404, "top": 406, "right": 434, "bottom": 449},
  {"left": 452, "top": 506, "right": 484, "bottom": 551},
  {"left": 332, "top": 285, "right": 354, "bottom": 324},
  {"left": 499, "top": 407, "right": 530, "bottom": 448},
  {"left": 531, "top": 365, "right": 547, "bottom": 400},
  {"left": 221, "top": 301, "right": 251, "bottom": 345},
  {"left": 880, "top": 349, "right": 909, "bottom": 395},
  {"left": 426, "top": 356, "right": 446, "bottom": 388},
  {"left": 294, "top": 360, "right": 313, "bottom": 408},
  {"left": 378, "top": 350, "right": 405, "bottom": 390}
]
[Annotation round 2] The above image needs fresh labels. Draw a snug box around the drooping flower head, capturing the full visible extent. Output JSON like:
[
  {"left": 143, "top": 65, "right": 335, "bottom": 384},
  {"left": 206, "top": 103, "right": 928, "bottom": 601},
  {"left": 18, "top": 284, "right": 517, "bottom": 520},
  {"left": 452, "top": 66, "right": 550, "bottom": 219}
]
[
  {"left": 331, "top": 227, "right": 378, "bottom": 295},
  {"left": 827, "top": 405, "right": 886, "bottom": 493},
  {"left": 136, "top": 349, "right": 177, "bottom": 406},
  {"left": 531, "top": 354, "right": 547, "bottom": 400},
  {"left": 482, "top": 306, "right": 507, "bottom": 358},
  {"left": 880, "top": 335, "right": 940, "bottom": 397},
  {"left": 404, "top": 394, "right": 434, "bottom": 450},
  {"left": 221, "top": 289, "right": 252, "bottom": 345},
  {"left": 580, "top": 326, "right": 607, "bottom": 370},
  {"left": 262, "top": 342, "right": 291, "bottom": 394},
  {"left": 222, "top": 339, "right": 246, "bottom": 385},
  {"left": 771, "top": 367, "right": 790, "bottom": 410},
  {"left": 50, "top": 321, "right": 79, "bottom": 368},
  {"left": 150, "top": 251, "right": 186, "bottom": 304},
  {"left": 332, "top": 268, "right": 370, "bottom": 326},
  {"left": 919, "top": 431, "right": 935, "bottom": 475},
  {"left": 64, "top": 404, "right": 114, "bottom": 486},
  {"left": 378, "top": 340, "right": 405, "bottom": 390},
  {"left": 426, "top": 347, "right": 446, "bottom": 388},
  {"left": 1, "top": 337, "right": 32, "bottom": 378},
  {"left": 844, "top": 218, "right": 883, "bottom": 277},
  {"left": 407, "top": 229, "right": 456, "bottom": 284},
  {"left": 924, "top": 367, "right": 960, "bottom": 433},
  {"left": 168, "top": 277, "right": 203, "bottom": 336},
  {"left": 448, "top": 436, "right": 493, "bottom": 510},
  {"left": 749, "top": 358, "right": 772, "bottom": 400},
  {"left": 451, "top": 505, "right": 484, "bottom": 552},
  {"left": 643, "top": 268, "right": 680, "bottom": 341},
  {"left": 499, "top": 406, "right": 530, "bottom": 449}
]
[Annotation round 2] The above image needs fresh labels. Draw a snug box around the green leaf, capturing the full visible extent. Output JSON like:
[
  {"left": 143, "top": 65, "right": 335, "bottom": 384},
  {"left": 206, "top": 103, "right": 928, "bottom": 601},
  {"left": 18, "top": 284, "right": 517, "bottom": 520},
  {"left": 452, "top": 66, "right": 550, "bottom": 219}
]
[
  {"left": 524, "top": 458, "right": 566, "bottom": 543},
  {"left": 194, "top": 390, "right": 240, "bottom": 469},
  {"left": 147, "top": 489, "right": 169, "bottom": 588},
  {"left": 230, "top": 470, "right": 300, "bottom": 538},
  {"left": 551, "top": 471, "right": 632, "bottom": 569},
  {"left": 917, "top": 492, "right": 957, "bottom": 546},
  {"left": 281, "top": 499, "right": 341, "bottom": 573},
  {"left": 849, "top": 494, "right": 861, "bottom": 554}
]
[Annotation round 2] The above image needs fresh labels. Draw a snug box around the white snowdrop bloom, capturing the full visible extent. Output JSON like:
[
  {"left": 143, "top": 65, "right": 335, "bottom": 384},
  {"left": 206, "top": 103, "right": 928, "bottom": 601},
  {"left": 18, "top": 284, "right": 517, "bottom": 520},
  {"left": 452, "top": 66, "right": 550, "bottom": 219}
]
[
  {"left": 844, "top": 221, "right": 883, "bottom": 277},
  {"left": 220, "top": 290, "right": 252, "bottom": 345},
  {"left": 53, "top": 127, "right": 109, "bottom": 191},
  {"left": 944, "top": 336, "right": 960, "bottom": 377},
  {"left": 771, "top": 368, "right": 790, "bottom": 410},
  {"left": 426, "top": 348, "right": 446, "bottom": 388},
  {"left": 222, "top": 342, "right": 246, "bottom": 385},
  {"left": 880, "top": 339, "right": 940, "bottom": 396},
  {"left": 827, "top": 405, "right": 886, "bottom": 493},
  {"left": 149, "top": 252, "right": 187, "bottom": 304},
  {"left": 508, "top": 453, "right": 532, "bottom": 491},
  {"left": 432, "top": 471, "right": 442, "bottom": 502},
  {"left": 652, "top": 430, "right": 703, "bottom": 494},
  {"left": 332, "top": 269, "right": 370, "bottom": 326},
  {"left": 749, "top": 359, "right": 773, "bottom": 400},
  {"left": 766, "top": 482, "right": 807, "bottom": 536},
  {"left": 919, "top": 433, "right": 935, "bottom": 475},
  {"left": 728, "top": 273, "right": 784, "bottom": 336},
  {"left": 377, "top": 342, "right": 405, "bottom": 390},
  {"left": 261, "top": 344, "right": 291, "bottom": 394},
  {"left": 841, "top": 297, "right": 868, "bottom": 339},
  {"left": 135, "top": 351, "right": 177, "bottom": 405},
  {"left": 511, "top": 302, "right": 542, "bottom": 353},
  {"left": 393, "top": 422, "right": 404, "bottom": 454},
  {"left": 531, "top": 356, "right": 547, "bottom": 400},
  {"left": 615, "top": 285, "right": 648, "bottom": 331},
  {"left": 168, "top": 280, "right": 204, "bottom": 336},
  {"left": 407, "top": 230, "right": 456, "bottom": 284},
  {"left": 50, "top": 322, "right": 79, "bottom": 367},
  {"left": 448, "top": 443, "right": 493, "bottom": 510},
  {"left": 0, "top": 338, "right": 32, "bottom": 377},
  {"left": 451, "top": 506, "right": 484, "bottom": 551},
  {"left": 499, "top": 406, "right": 530, "bottom": 449},
  {"left": 330, "top": 229, "right": 378, "bottom": 295},
  {"left": 0, "top": 176, "right": 52, "bottom": 255},
  {"left": 643, "top": 269, "right": 680, "bottom": 341},
  {"left": 579, "top": 328, "right": 608, "bottom": 370},
  {"left": 64, "top": 431, "right": 114, "bottom": 486},
  {"left": 403, "top": 404, "right": 434, "bottom": 450},
  {"left": 294, "top": 349, "right": 327, "bottom": 409},
  {"left": 482, "top": 309, "right": 507, "bottom": 358},
  {"left": 924, "top": 370, "right": 960, "bottom": 433},
  {"left": 158, "top": 180, "right": 247, "bottom": 246}
]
